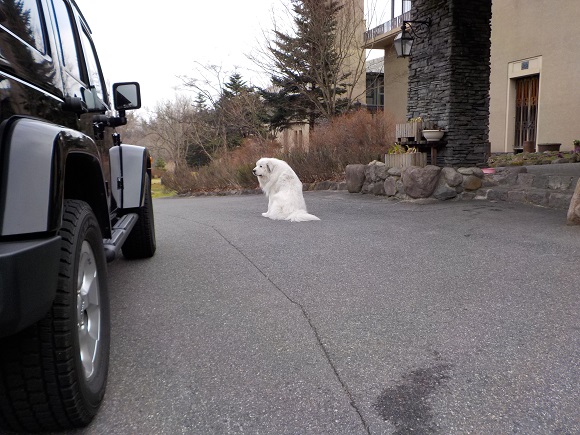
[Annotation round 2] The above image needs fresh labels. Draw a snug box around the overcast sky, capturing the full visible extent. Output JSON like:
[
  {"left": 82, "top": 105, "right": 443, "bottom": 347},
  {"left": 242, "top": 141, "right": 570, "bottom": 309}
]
[
  {"left": 75, "top": 0, "right": 387, "bottom": 112},
  {"left": 76, "top": 0, "right": 283, "bottom": 112}
]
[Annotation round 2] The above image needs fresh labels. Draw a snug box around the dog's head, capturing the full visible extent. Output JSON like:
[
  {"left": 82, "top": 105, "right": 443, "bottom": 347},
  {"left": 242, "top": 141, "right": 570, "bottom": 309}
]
[{"left": 252, "top": 158, "right": 274, "bottom": 179}]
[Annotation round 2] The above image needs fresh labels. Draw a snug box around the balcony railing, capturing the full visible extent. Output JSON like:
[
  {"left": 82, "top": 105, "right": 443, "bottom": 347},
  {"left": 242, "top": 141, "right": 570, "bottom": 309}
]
[{"left": 364, "top": 11, "right": 411, "bottom": 42}]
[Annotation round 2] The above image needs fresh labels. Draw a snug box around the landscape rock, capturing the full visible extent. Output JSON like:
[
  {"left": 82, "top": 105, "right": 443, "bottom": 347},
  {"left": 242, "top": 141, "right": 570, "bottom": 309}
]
[
  {"left": 365, "top": 161, "right": 387, "bottom": 182},
  {"left": 462, "top": 175, "right": 483, "bottom": 191},
  {"left": 491, "top": 166, "right": 528, "bottom": 185},
  {"left": 548, "top": 176, "right": 574, "bottom": 191},
  {"left": 441, "top": 167, "right": 463, "bottom": 187},
  {"left": 314, "top": 181, "right": 333, "bottom": 190},
  {"left": 372, "top": 182, "right": 385, "bottom": 195},
  {"left": 375, "top": 164, "right": 389, "bottom": 181},
  {"left": 548, "top": 192, "right": 573, "bottom": 209},
  {"left": 458, "top": 167, "right": 484, "bottom": 177},
  {"left": 396, "top": 178, "right": 406, "bottom": 196},
  {"left": 384, "top": 177, "right": 397, "bottom": 196},
  {"left": 516, "top": 173, "right": 534, "bottom": 187},
  {"left": 433, "top": 176, "right": 458, "bottom": 200},
  {"left": 346, "top": 164, "right": 366, "bottom": 193},
  {"left": 567, "top": 179, "right": 580, "bottom": 225},
  {"left": 402, "top": 165, "right": 441, "bottom": 198}
]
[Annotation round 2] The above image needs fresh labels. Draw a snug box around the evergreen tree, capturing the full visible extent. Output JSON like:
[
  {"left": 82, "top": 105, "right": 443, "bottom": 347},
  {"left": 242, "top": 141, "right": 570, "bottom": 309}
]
[
  {"left": 194, "top": 92, "right": 207, "bottom": 111},
  {"left": 261, "top": 0, "right": 351, "bottom": 132},
  {"left": 223, "top": 73, "right": 250, "bottom": 98},
  {"left": 217, "top": 73, "right": 269, "bottom": 148}
]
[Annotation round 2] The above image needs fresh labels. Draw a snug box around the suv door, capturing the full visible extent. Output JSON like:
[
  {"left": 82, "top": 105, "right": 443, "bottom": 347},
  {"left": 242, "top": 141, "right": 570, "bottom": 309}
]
[{"left": 50, "top": 0, "right": 116, "bottom": 188}]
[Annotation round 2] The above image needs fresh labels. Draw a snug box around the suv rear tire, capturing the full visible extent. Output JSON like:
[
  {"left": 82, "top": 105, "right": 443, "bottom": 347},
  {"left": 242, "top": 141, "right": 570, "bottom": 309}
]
[
  {"left": 121, "top": 173, "right": 156, "bottom": 259},
  {"left": 0, "top": 200, "right": 110, "bottom": 432}
]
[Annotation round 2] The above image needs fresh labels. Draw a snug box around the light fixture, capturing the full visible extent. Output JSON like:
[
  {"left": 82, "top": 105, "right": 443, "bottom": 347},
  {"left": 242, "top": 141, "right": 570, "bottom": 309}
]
[{"left": 393, "top": 18, "right": 431, "bottom": 58}]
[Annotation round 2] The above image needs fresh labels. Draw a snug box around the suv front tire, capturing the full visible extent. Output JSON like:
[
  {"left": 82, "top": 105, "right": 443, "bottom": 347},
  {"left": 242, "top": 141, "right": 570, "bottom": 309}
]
[{"left": 0, "top": 200, "right": 110, "bottom": 432}]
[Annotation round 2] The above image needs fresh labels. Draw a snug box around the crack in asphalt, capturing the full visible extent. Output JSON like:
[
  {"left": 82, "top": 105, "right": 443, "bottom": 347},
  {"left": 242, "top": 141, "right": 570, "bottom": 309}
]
[{"left": 212, "top": 225, "right": 371, "bottom": 434}]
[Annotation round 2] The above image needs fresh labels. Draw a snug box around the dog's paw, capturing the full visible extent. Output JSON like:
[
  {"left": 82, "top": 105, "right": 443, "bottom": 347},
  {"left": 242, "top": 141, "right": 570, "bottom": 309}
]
[{"left": 262, "top": 212, "right": 270, "bottom": 217}]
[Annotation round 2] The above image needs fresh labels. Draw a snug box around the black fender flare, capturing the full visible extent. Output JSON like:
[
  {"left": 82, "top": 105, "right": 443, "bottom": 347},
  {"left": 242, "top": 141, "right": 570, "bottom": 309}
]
[{"left": 0, "top": 116, "right": 110, "bottom": 238}]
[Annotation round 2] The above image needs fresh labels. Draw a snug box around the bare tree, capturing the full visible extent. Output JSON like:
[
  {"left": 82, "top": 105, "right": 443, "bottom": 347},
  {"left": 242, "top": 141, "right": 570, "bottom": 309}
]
[
  {"left": 181, "top": 65, "right": 271, "bottom": 149},
  {"left": 141, "top": 95, "right": 217, "bottom": 169}
]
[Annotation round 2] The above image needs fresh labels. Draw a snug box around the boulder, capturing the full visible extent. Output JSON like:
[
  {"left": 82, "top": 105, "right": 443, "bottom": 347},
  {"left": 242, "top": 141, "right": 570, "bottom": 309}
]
[
  {"left": 433, "top": 176, "right": 458, "bottom": 200},
  {"left": 458, "top": 167, "right": 484, "bottom": 178},
  {"left": 462, "top": 175, "right": 483, "bottom": 191},
  {"left": 566, "top": 179, "right": 580, "bottom": 225},
  {"left": 441, "top": 167, "right": 463, "bottom": 187},
  {"left": 346, "top": 164, "right": 366, "bottom": 193},
  {"left": 365, "top": 161, "right": 386, "bottom": 182},
  {"left": 396, "top": 178, "right": 406, "bottom": 196},
  {"left": 372, "top": 182, "right": 385, "bottom": 195},
  {"left": 375, "top": 164, "right": 389, "bottom": 181},
  {"left": 384, "top": 177, "right": 397, "bottom": 196},
  {"left": 401, "top": 165, "right": 441, "bottom": 198},
  {"left": 388, "top": 167, "right": 402, "bottom": 177}
]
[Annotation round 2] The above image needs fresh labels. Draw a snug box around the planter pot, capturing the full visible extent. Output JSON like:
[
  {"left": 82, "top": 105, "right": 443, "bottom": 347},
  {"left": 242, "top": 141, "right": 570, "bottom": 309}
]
[
  {"left": 422, "top": 130, "right": 445, "bottom": 142},
  {"left": 537, "top": 143, "right": 561, "bottom": 152},
  {"left": 522, "top": 141, "right": 535, "bottom": 153},
  {"left": 384, "top": 152, "right": 427, "bottom": 168}
]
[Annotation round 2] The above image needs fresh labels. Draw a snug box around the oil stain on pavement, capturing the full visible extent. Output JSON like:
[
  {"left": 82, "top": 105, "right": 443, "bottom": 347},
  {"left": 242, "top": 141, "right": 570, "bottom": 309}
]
[{"left": 374, "top": 363, "right": 453, "bottom": 434}]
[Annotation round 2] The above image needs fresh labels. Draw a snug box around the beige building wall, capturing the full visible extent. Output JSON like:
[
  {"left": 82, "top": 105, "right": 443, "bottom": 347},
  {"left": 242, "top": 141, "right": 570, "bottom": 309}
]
[
  {"left": 277, "top": 123, "right": 310, "bottom": 151},
  {"left": 382, "top": 48, "right": 409, "bottom": 122},
  {"left": 361, "top": 2, "right": 410, "bottom": 124},
  {"left": 338, "top": 0, "right": 367, "bottom": 105},
  {"left": 490, "top": 0, "right": 580, "bottom": 152}
]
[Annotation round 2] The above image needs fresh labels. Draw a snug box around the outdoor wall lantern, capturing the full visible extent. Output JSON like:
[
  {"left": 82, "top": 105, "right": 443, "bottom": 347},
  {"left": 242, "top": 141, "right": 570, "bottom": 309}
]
[{"left": 393, "top": 18, "right": 431, "bottom": 58}]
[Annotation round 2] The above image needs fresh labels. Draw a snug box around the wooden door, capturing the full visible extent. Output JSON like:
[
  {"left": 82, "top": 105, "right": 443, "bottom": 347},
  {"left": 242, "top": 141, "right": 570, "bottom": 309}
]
[{"left": 514, "top": 75, "right": 539, "bottom": 149}]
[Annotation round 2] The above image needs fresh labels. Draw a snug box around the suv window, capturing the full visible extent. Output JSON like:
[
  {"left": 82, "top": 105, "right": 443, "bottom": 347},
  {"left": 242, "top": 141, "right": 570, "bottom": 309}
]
[
  {"left": 51, "top": 0, "right": 81, "bottom": 81},
  {"left": 0, "top": 0, "right": 47, "bottom": 54},
  {"left": 79, "top": 23, "right": 106, "bottom": 104}
]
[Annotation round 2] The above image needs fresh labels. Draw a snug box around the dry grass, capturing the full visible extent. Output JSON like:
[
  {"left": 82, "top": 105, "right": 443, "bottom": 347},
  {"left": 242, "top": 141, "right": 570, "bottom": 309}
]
[
  {"left": 162, "top": 110, "right": 396, "bottom": 194},
  {"left": 151, "top": 177, "right": 176, "bottom": 198}
]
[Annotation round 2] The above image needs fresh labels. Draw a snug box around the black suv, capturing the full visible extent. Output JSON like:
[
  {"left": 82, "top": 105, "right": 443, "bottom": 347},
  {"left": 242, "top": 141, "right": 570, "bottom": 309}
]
[{"left": 0, "top": 0, "right": 155, "bottom": 431}]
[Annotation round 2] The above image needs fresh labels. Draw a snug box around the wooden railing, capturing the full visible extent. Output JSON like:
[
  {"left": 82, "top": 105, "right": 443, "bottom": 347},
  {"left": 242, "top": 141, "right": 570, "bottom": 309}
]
[{"left": 395, "top": 122, "right": 423, "bottom": 143}]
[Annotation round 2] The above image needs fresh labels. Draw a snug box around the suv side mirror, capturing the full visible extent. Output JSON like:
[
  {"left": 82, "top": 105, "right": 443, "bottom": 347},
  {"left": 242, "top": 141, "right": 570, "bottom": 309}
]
[{"left": 113, "top": 82, "right": 141, "bottom": 111}]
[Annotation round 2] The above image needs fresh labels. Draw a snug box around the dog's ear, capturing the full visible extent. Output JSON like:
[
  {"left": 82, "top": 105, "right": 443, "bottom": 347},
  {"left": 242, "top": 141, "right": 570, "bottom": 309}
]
[{"left": 266, "top": 163, "right": 272, "bottom": 173}]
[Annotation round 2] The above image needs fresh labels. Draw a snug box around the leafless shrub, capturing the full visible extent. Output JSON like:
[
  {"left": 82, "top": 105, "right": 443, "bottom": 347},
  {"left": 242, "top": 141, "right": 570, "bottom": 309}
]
[
  {"left": 280, "top": 109, "right": 396, "bottom": 182},
  {"left": 163, "top": 109, "right": 396, "bottom": 193}
]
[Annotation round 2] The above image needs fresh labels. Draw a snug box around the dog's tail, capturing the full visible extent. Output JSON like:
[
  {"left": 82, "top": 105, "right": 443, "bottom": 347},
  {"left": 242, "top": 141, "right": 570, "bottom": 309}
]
[{"left": 286, "top": 210, "right": 320, "bottom": 222}]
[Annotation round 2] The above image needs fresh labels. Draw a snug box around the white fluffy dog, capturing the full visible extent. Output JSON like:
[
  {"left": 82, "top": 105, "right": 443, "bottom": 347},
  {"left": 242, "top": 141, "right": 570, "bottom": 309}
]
[{"left": 252, "top": 157, "right": 320, "bottom": 222}]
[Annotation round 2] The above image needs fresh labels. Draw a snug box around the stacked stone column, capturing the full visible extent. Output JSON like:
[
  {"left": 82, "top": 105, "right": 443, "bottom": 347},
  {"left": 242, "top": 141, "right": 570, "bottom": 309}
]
[{"left": 407, "top": 0, "right": 492, "bottom": 167}]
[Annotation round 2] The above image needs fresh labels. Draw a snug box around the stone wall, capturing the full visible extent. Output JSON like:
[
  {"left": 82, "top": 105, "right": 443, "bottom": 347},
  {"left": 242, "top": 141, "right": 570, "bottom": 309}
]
[
  {"left": 346, "top": 161, "right": 483, "bottom": 201},
  {"left": 345, "top": 162, "right": 578, "bottom": 211},
  {"left": 407, "top": 0, "right": 492, "bottom": 167}
]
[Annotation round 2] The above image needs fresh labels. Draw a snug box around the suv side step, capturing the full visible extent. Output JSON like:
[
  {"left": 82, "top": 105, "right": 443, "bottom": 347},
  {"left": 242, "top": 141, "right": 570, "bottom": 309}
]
[{"left": 103, "top": 213, "right": 138, "bottom": 262}]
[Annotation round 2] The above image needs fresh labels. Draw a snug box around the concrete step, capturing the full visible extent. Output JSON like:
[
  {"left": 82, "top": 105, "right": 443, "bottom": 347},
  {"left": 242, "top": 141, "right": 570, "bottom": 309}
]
[{"left": 470, "top": 186, "right": 573, "bottom": 210}]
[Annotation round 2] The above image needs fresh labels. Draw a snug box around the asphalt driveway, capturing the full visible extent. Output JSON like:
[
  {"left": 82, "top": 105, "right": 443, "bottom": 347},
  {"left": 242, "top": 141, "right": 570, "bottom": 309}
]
[{"left": 66, "top": 191, "right": 580, "bottom": 434}]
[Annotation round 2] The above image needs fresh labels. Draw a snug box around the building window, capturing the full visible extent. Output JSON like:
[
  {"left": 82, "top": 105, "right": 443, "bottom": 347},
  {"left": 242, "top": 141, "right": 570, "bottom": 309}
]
[{"left": 366, "top": 72, "right": 384, "bottom": 112}]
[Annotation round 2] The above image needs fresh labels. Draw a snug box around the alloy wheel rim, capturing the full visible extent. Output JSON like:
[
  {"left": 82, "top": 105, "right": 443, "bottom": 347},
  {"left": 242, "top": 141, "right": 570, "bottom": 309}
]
[{"left": 77, "top": 240, "right": 101, "bottom": 380}]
